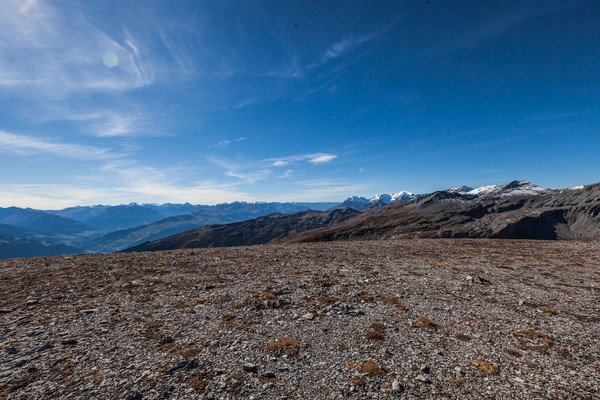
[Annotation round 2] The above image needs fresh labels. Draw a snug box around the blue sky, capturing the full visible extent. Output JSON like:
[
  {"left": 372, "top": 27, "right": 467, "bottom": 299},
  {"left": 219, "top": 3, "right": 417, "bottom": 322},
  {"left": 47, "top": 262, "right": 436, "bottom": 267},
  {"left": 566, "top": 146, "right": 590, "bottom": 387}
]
[{"left": 0, "top": 0, "right": 598, "bottom": 208}]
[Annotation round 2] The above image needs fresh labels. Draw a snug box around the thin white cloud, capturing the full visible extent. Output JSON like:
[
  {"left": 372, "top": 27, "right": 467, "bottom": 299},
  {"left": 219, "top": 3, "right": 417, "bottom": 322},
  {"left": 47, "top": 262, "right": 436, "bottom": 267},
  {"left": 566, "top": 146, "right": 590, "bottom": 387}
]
[
  {"left": 207, "top": 137, "right": 247, "bottom": 149},
  {"left": 225, "top": 169, "right": 271, "bottom": 184},
  {"left": 207, "top": 157, "right": 272, "bottom": 184},
  {"left": 0, "top": 130, "right": 115, "bottom": 160},
  {"left": 20, "top": 0, "right": 36, "bottom": 13},
  {"left": 308, "top": 154, "right": 337, "bottom": 164},
  {"left": 64, "top": 112, "right": 148, "bottom": 138},
  {"left": 278, "top": 169, "right": 293, "bottom": 179},
  {"left": 310, "top": 18, "right": 400, "bottom": 69},
  {"left": 267, "top": 153, "right": 338, "bottom": 166},
  {"left": 0, "top": 1, "right": 152, "bottom": 96}
]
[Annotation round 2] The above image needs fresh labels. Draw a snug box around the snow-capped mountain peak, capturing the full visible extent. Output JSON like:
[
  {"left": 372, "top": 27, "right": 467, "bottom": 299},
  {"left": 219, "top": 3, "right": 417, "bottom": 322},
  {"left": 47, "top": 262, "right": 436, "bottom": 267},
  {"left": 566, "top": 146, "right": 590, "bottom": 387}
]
[
  {"left": 391, "top": 191, "right": 415, "bottom": 201},
  {"left": 369, "top": 193, "right": 392, "bottom": 204}
]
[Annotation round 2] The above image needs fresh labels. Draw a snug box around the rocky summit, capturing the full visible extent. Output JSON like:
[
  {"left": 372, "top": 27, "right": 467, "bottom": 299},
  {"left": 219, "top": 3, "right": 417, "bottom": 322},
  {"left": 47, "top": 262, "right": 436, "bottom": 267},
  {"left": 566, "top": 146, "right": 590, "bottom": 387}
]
[{"left": 1, "top": 239, "right": 599, "bottom": 399}]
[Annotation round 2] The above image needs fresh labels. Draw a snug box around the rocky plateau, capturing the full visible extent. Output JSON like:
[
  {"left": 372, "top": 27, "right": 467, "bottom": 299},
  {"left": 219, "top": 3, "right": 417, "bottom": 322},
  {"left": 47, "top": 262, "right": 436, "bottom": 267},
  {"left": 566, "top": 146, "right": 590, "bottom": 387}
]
[{"left": 1, "top": 239, "right": 599, "bottom": 399}]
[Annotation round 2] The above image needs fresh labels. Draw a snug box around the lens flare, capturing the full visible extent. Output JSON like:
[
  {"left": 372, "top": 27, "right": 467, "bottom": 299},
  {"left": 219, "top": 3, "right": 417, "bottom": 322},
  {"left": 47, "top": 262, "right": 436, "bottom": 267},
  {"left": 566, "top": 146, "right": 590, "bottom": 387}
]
[{"left": 103, "top": 52, "right": 119, "bottom": 68}]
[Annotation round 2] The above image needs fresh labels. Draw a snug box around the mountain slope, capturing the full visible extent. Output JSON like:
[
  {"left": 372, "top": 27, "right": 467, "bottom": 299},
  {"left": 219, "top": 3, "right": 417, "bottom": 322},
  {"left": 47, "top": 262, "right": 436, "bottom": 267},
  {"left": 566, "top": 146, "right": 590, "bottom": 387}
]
[
  {"left": 87, "top": 202, "right": 337, "bottom": 253},
  {"left": 290, "top": 181, "right": 600, "bottom": 242},
  {"left": 124, "top": 208, "right": 360, "bottom": 252}
]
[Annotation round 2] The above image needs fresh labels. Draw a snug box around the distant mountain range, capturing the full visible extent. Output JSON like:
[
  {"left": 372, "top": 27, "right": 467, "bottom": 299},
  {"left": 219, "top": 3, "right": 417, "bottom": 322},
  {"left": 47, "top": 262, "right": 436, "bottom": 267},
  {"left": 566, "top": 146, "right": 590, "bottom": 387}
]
[
  {"left": 87, "top": 202, "right": 337, "bottom": 253},
  {"left": 123, "top": 181, "right": 600, "bottom": 253},
  {"left": 3, "top": 180, "right": 599, "bottom": 259},
  {"left": 0, "top": 201, "right": 337, "bottom": 258}
]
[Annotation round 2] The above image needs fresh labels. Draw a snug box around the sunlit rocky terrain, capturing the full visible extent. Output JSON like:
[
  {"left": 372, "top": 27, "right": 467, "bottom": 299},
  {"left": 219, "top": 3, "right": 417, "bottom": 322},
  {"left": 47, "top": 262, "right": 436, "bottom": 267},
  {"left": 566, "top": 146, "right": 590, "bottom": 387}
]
[{"left": 1, "top": 239, "right": 599, "bottom": 399}]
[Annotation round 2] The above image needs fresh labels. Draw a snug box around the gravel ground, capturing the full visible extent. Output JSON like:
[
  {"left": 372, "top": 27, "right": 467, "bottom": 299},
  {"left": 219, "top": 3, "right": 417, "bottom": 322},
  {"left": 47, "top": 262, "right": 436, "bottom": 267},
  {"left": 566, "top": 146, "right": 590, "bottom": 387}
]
[{"left": 1, "top": 239, "right": 599, "bottom": 399}]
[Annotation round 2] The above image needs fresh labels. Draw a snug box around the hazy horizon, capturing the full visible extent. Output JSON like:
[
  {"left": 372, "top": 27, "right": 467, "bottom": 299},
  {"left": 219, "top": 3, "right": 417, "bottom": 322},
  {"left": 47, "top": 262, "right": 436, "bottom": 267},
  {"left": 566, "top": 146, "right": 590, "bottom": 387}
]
[{"left": 1, "top": 0, "right": 598, "bottom": 208}]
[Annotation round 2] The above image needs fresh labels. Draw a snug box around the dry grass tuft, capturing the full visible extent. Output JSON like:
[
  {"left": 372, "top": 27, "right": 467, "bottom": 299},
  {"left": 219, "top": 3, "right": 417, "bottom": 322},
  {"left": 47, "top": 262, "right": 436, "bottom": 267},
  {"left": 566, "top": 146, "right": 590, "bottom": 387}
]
[
  {"left": 189, "top": 377, "right": 206, "bottom": 393},
  {"left": 353, "top": 376, "right": 367, "bottom": 386},
  {"left": 359, "top": 361, "right": 388, "bottom": 376},
  {"left": 454, "top": 333, "right": 472, "bottom": 341},
  {"left": 266, "top": 337, "right": 301, "bottom": 357},
  {"left": 143, "top": 321, "right": 164, "bottom": 339},
  {"left": 365, "top": 322, "right": 386, "bottom": 341},
  {"left": 365, "top": 331, "right": 385, "bottom": 341},
  {"left": 318, "top": 296, "right": 339, "bottom": 304},
  {"left": 503, "top": 348, "right": 522, "bottom": 357},
  {"left": 471, "top": 359, "right": 499, "bottom": 375},
  {"left": 541, "top": 306, "right": 557, "bottom": 315},
  {"left": 417, "top": 317, "right": 440, "bottom": 329},
  {"left": 180, "top": 347, "right": 202, "bottom": 358}
]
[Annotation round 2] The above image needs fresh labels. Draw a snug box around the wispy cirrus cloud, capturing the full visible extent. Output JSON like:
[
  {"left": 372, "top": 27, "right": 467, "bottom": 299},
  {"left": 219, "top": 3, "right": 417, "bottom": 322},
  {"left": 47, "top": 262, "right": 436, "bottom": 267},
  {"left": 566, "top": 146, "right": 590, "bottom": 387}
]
[
  {"left": 207, "top": 137, "right": 247, "bottom": 149},
  {"left": 63, "top": 111, "right": 161, "bottom": 138},
  {"left": 0, "top": 130, "right": 117, "bottom": 160},
  {"left": 309, "top": 18, "right": 400, "bottom": 69},
  {"left": 0, "top": 1, "right": 152, "bottom": 96},
  {"left": 207, "top": 151, "right": 337, "bottom": 184},
  {"left": 206, "top": 157, "right": 272, "bottom": 184},
  {"left": 266, "top": 153, "right": 338, "bottom": 167}
]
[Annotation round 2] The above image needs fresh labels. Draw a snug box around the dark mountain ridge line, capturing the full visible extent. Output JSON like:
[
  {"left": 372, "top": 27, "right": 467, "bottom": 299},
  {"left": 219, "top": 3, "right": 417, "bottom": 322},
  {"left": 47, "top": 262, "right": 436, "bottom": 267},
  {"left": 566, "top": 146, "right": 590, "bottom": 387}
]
[{"left": 124, "top": 208, "right": 360, "bottom": 253}]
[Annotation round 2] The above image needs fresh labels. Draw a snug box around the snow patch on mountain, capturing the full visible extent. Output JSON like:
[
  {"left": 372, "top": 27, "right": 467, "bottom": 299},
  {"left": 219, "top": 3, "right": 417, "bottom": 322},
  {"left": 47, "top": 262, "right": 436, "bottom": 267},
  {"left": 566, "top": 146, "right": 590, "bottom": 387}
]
[
  {"left": 467, "top": 181, "right": 551, "bottom": 198},
  {"left": 448, "top": 186, "right": 474, "bottom": 193}
]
